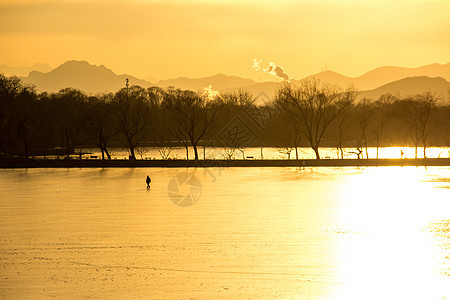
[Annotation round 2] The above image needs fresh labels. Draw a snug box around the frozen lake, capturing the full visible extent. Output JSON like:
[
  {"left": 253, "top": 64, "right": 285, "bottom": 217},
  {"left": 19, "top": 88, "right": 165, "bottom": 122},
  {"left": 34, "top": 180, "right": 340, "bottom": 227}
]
[{"left": 1, "top": 167, "right": 450, "bottom": 299}]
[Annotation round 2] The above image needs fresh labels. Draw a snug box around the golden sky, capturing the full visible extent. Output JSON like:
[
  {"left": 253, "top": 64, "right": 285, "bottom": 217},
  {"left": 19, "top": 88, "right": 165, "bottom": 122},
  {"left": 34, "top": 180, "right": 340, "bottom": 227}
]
[{"left": 1, "top": 0, "right": 449, "bottom": 80}]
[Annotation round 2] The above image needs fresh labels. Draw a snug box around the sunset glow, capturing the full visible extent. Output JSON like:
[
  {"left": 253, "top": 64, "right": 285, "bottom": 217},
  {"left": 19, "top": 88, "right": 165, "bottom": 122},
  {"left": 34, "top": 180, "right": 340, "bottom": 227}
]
[
  {"left": 1, "top": 1, "right": 450, "bottom": 299},
  {"left": 1, "top": 0, "right": 449, "bottom": 80}
]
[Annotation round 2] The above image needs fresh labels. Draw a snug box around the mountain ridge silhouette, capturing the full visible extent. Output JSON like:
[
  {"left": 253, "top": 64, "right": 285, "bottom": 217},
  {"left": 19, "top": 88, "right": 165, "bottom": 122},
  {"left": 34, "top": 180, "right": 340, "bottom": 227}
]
[
  {"left": 22, "top": 60, "right": 152, "bottom": 94},
  {"left": 3, "top": 60, "right": 449, "bottom": 101},
  {"left": 0, "top": 63, "right": 52, "bottom": 77}
]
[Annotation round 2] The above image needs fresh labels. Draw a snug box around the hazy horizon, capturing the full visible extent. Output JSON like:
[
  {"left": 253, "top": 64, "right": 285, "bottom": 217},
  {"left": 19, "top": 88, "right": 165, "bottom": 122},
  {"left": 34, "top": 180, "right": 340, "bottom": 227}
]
[
  {"left": 2, "top": 60, "right": 450, "bottom": 82},
  {"left": 1, "top": 0, "right": 449, "bottom": 80}
]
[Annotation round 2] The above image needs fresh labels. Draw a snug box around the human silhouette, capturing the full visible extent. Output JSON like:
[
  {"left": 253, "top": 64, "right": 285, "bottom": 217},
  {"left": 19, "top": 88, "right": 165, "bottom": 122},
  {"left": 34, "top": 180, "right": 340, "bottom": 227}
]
[{"left": 146, "top": 175, "right": 151, "bottom": 188}]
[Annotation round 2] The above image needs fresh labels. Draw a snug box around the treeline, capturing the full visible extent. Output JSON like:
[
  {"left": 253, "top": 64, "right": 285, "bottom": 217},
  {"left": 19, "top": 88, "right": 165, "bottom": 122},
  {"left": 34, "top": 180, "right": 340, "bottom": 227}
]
[{"left": 1, "top": 74, "right": 449, "bottom": 160}]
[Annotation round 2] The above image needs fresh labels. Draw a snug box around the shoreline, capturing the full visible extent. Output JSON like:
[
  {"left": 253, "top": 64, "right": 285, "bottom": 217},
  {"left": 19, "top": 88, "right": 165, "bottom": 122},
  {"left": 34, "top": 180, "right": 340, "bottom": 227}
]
[{"left": 1, "top": 157, "right": 450, "bottom": 168}]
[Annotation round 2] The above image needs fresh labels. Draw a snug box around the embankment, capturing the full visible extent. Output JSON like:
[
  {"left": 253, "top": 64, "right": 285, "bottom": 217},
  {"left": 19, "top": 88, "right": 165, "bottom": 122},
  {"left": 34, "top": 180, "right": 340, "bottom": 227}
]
[{"left": 1, "top": 157, "right": 450, "bottom": 168}]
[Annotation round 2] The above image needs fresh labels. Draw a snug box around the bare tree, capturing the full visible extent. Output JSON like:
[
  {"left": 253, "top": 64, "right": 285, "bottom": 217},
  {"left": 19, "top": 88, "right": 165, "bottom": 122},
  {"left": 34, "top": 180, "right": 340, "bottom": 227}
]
[
  {"left": 354, "top": 99, "right": 373, "bottom": 159},
  {"left": 223, "top": 147, "right": 235, "bottom": 159},
  {"left": 275, "top": 118, "right": 300, "bottom": 160},
  {"left": 86, "top": 94, "right": 117, "bottom": 160},
  {"left": 277, "top": 147, "right": 294, "bottom": 159},
  {"left": 165, "top": 89, "right": 217, "bottom": 161},
  {"left": 238, "top": 147, "right": 246, "bottom": 160},
  {"left": 394, "top": 93, "right": 437, "bottom": 158},
  {"left": 110, "top": 85, "right": 152, "bottom": 160},
  {"left": 50, "top": 88, "right": 88, "bottom": 158},
  {"left": 371, "top": 94, "right": 395, "bottom": 159},
  {"left": 0, "top": 75, "right": 39, "bottom": 158},
  {"left": 275, "top": 80, "right": 356, "bottom": 159},
  {"left": 156, "top": 146, "right": 173, "bottom": 159},
  {"left": 334, "top": 101, "right": 353, "bottom": 159},
  {"left": 278, "top": 116, "right": 302, "bottom": 159},
  {"left": 33, "top": 93, "right": 57, "bottom": 158},
  {"left": 221, "top": 89, "right": 255, "bottom": 107},
  {"left": 136, "top": 147, "right": 148, "bottom": 159}
]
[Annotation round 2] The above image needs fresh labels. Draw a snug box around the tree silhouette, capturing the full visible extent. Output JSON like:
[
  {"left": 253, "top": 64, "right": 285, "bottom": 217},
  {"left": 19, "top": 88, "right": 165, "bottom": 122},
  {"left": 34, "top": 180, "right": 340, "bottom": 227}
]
[
  {"left": 275, "top": 80, "right": 356, "bottom": 159},
  {"left": 50, "top": 88, "right": 88, "bottom": 158},
  {"left": 110, "top": 86, "right": 152, "bottom": 160},
  {"left": 0, "top": 74, "right": 449, "bottom": 161},
  {"left": 0, "top": 75, "right": 38, "bottom": 158},
  {"left": 394, "top": 93, "right": 437, "bottom": 158},
  {"left": 354, "top": 99, "right": 373, "bottom": 159},
  {"left": 371, "top": 95, "right": 395, "bottom": 159},
  {"left": 86, "top": 94, "right": 117, "bottom": 159},
  {"left": 165, "top": 89, "right": 217, "bottom": 161},
  {"left": 334, "top": 101, "right": 353, "bottom": 159}
]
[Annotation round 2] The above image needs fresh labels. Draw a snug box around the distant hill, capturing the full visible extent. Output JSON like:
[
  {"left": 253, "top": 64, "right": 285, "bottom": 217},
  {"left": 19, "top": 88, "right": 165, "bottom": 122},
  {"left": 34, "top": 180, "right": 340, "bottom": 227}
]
[
  {"left": 0, "top": 63, "right": 52, "bottom": 77},
  {"left": 221, "top": 63, "right": 450, "bottom": 101},
  {"left": 353, "top": 63, "right": 450, "bottom": 90},
  {"left": 156, "top": 73, "right": 257, "bottom": 92},
  {"left": 144, "top": 75, "right": 158, "bottom": 84},
  {"left": 21, "top": 60, "right": 152, "bottom": 94},
  {"left": 223, "top": 76, "right": 450, "bottom": 104},
  {"left": 299, "top": 63, "right": 450, "bottom": 90},
  {"left": 358, "top": 76, "right": 450, "bottom": 101},
  {"left": 297, "top": 70, "right": 354, "bottom": 88},
  {"left": 10, "top": 60, "right": 450, "bottom": 101}
]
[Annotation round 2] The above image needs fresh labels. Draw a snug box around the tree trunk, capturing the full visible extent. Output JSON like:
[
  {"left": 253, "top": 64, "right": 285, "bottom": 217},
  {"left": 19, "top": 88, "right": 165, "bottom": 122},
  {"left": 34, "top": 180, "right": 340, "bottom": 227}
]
[
  {"left": 312, "top": 145, "right": 320, "bottom": 159},
  {"left": 126, "top": 135, "right": 136, "bottom": 160},
  {"left": 240, "top": 149, "right": 245, "bottom": 160},
  {"left": 376, "top": 137, "right": 379, "bottom": 159},
  {"left": 18, "top": 122, "right": 29, "bottom": 159},
  {"left": 65, "top": 134, "right": 71, "bottom": 158},
  {"left": 193, "top": 144, "right": 199, "bottom": 160},
  {"left": 363, "top": 136, "right": 369, "bottom": 159},
  {"left": 20, "top": 136, "right": 29, "bottom": 159},
  {"left": 337, "top": 125, "right": 344, "bottom": 159},
  {"left": 422, "top": 135, "right": 427, "bottom": 159},
  {"left": 129, "top": 146, "right": 136, "bottom": 160}
]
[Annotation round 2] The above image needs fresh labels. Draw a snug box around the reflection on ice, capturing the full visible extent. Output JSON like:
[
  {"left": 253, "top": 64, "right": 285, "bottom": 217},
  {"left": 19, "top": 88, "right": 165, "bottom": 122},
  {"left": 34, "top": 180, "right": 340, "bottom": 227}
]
[
  {"left": 0, "top": 167, "right": 449, "bottom": 298},
  {"left": 334, "top": 167, "right": 450, "bottom": 299}
]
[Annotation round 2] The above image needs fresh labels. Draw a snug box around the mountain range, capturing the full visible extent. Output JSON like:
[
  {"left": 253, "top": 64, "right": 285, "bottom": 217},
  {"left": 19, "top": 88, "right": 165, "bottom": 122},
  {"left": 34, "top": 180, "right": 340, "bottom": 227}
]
[
  {"left": 0, "top": 63, "right": 52, "bottom": 77},
  {"left": 21, "top": 61, "right": 152, "bottom": 94},
  {"left": 2, "top": 60, "right": 449, "bottom": 102},
  {"left": 299, "top": 63, "right": 450, "bottom": 90},
  {"left": 358, "top": 76, "right": 450, "bottom": 101}
]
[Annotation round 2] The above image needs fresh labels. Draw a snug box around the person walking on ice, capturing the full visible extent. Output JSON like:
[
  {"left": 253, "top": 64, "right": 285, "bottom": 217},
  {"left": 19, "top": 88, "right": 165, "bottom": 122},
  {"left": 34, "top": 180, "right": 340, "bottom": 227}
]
[{"left": 146, "top": 175, "right": 151, "bottom": 189}]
